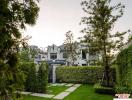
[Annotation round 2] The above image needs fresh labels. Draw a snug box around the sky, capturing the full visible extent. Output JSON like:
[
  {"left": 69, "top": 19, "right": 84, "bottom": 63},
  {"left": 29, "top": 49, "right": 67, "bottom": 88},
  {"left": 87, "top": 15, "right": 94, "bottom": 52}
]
[{"left": 24, "top": 0, "right": 132, "bottom": 48}]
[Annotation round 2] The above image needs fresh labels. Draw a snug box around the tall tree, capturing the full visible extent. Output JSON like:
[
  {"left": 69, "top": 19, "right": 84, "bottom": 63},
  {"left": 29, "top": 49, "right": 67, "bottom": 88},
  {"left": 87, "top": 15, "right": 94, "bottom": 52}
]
[
  {"left": 127, "top": 34, "right": 132, "bottom": 43},
  {"left": 19, "top": 47, "right": 38, "bottom": 63},
  {"left": 0, "top": 0, "right": 39, "bottom": 99},
  {"left": 63, "top": 31, "right": 77, "bottom": 66},
  {"left": 81, "top": 0, "right": 128, "bottom": 86}
]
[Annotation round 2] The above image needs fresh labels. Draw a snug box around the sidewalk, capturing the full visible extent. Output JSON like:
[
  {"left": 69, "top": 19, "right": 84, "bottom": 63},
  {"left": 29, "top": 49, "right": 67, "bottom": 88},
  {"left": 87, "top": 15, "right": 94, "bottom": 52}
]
[{"left": 20, "top": 83, "right": 81, "bottom": 99}]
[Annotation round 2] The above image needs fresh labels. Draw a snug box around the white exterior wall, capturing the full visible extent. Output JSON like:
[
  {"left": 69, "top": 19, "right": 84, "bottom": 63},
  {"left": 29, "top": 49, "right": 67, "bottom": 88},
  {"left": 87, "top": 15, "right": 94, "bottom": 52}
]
[
  {"left": 73, "top": 43, "right": 89, "bottom": 66},
  {"left": 47, "top": 45, "right": 60, "bottom": 60},
  {"left": 34, "top": 43, "right": 97, "bottom": 66}
]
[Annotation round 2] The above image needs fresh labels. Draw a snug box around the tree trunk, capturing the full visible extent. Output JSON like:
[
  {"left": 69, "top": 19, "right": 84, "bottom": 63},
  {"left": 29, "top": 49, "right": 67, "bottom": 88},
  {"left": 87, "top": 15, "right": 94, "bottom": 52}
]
[
  {"left": 104, "top": 65, "right": 110, "bottom": 86},
  {"left": 102, "top": 40, "right": 110, "bottom": 87}
]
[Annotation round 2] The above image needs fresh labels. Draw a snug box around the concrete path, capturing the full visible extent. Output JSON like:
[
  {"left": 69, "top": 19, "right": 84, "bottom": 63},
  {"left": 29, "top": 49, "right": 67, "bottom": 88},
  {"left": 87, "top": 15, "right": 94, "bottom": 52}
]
[
  {"left": 65, "top": 83, "right": 74, "bottom": 87},
  {"left": 53, "top": 92, "right": 70, "bottom": 99},
  {"left": 65, "top": 86, "right": 77, "bottom": 92},
  {"left": 19, "top": 91, "right": 31, "bottom": 95},
  {"left": 31, "top": 93, "right": 54, "bottom": 98},
  {"left": 53, "top": 84, "right": 81, "bottom": 100},
  {"left": 19, "top": 91, "right": 54, "bottom": 98},
  {"left": 50, "top": 83, "right": 67, "bottom": 86},
  {"left": 20, "top": 83, "right": 81, "bottom": 99}
]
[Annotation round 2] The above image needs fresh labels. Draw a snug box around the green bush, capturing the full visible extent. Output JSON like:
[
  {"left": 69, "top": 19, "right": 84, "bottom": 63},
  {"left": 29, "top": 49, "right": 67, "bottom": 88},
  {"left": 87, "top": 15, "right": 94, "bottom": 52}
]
[
  {"left": 37, "top": 62, "right": 48, "bottom": 93},
  {"left": 94, "top": 83, "right": 114, "bottom": 95},
  {"left": 56, "top": 66, "right": 115, "bottom": 84},
  {"left": 115, "top": 44, "right": 132, "bottom": 93},
  {"left": 20, "top": 62, "right": 37, "bottom": 92},
  {"left": 20, "top": 62, "right": 48, "bottom": 93},
  {"left": 115, "top": 85, "right": 132, "bottom": 94},
  {"left": 20, "top": 62, "right": 36, "bottom": 92}
]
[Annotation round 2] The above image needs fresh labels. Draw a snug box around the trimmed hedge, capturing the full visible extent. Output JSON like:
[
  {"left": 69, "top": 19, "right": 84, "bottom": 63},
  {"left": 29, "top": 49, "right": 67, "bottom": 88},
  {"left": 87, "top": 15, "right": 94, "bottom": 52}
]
[
  {"left": 94, "top": 83, "right": 114, "bottom": 95},
  {"left": 115, "top": 44, "right": 132, "bottom": 93},
  {"left": 56, "top": 66, "right": 115, "bottom": 84}
]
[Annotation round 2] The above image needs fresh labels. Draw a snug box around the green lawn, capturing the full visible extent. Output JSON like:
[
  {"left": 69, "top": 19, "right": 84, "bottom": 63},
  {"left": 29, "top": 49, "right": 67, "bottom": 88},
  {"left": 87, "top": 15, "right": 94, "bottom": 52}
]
[
  {"left": 23, "top": 95, "right": 50, "bottom": 100},
  {"left": 23, "top": 84, "right": 113, "bottom": 100},
  {"left": 47, "top": 85, "right": 69, "bottom": 95},
  {"left": 64, "top": 84, "right": 113, "bottom": 100}
]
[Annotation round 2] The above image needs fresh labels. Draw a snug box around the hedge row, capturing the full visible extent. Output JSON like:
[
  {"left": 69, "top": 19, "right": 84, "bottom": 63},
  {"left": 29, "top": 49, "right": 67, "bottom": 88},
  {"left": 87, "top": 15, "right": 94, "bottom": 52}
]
[
  {"left": 115, "top": 44, "right": 132, "bottom": 93},
  {"left": 56, "top": 66, "right": 115, "bottom": 84}
]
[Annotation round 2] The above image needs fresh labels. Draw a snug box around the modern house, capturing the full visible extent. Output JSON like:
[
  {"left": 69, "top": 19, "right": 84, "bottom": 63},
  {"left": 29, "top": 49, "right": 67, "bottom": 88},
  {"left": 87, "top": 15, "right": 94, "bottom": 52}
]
[
  {"left": 33, "top": 43, "right": 99, "bottom": 66},
  {"left": 29, "top": 44, "right": 99, "bottom": 83}
]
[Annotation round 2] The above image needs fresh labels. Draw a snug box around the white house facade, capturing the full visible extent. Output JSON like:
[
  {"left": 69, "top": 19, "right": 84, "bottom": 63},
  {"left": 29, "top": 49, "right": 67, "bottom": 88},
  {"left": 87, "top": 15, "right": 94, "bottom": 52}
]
[{"left": 33, "top": 43, "right": 99, "bottom": 66}]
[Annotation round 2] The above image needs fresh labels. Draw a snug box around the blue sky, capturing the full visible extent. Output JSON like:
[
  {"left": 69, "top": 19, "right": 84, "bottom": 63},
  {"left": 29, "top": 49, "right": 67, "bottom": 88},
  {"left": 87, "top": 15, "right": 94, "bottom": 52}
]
[{"left": 24, "top": 0, "right": 132, "bottom": 48}]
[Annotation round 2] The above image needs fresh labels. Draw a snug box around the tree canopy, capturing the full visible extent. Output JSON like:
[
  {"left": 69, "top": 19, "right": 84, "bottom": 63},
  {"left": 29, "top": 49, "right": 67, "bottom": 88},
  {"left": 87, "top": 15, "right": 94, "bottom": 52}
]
[
  {"left": 81, "top": 0, "right": 128, "bottom": 86},
  {"left": 63, "top": 31, "right": 77, "bottom": 65},
  {"left": 0, "top": 0, "right": 39, "bottom": 99}
]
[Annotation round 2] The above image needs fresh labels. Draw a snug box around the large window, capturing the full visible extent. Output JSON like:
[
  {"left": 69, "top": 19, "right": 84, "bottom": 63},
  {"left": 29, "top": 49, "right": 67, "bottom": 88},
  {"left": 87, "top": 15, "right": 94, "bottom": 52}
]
[
  {"left": 38, "top": 55, "right": 41, "bottom": 59},
  {"left": 82, "top": 50, "right": 86, "bottom": 59},
  {"left": 63, "top": 53, "right": 67, "bottom": 58},
  {"left": 50, "top": 53, "right": 57, "bottom": 59}
]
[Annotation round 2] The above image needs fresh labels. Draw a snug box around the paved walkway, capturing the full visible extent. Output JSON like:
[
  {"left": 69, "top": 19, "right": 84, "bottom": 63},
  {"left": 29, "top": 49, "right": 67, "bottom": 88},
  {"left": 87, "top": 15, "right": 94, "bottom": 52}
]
[
  {"left": 31, "top": 93, "right": 54, "bottom": 98},
  {"left": 20, "top": 83, "right": 81, "bottom": 99},
  {"left": 19, "top": 91, "right": 55, "bottom": 98},
  {"left": 53, "top": 84, "right": 81, "bottom": 100}
]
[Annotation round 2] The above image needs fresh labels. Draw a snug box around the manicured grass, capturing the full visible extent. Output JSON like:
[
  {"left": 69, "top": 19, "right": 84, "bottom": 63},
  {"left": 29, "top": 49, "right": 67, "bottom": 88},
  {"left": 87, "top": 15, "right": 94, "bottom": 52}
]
[
  {"left": 64, "top": 84, "right": 113, "bottom": 100},
  {"left": 47, "top": 85, "right": 69, "bottom": 95},
  {"left": 23, "top": 95, "right": 50, "bottom": 100},
  {"left": 23, "top": 84, "right": 113, "bottom": 100}
]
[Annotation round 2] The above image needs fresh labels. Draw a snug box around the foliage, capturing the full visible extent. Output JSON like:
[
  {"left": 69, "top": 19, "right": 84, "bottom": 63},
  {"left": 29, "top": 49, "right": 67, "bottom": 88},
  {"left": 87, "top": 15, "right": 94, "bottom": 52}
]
[
  {"left": 115, "top": 44, "right": 132, "bottom": 93},
  {"left": 19, "top": 47, "right": 38, "bottom": 63},
  {"left": 115, "top": 85, "right": 132, "bottom": 94},
  {"left": 37, "top": 62, "right": 48, "bottom": 93},
  {"left": 0, "top": 0, "right": 39, "bottom": 99},
  {"left": 20, "top": 62, "right": 48, "bottom": 93},
  {"left": 63, "top": 31, "right": 78, "bottom": 65},
  {"left": 19, "top": 48, "right": 31, "bottom": 62},
  {"left": 25, "top": 63, "right": 37, "bottom": 92},
  {"left": 56, "top": 66, "right": 115, "bottom": 84},
  {"left": 80, "top": 0, "right": 128, "bottom": 86},
  {"left": 127, "top": 34, "right": 132, "bottom": 43},
  {"left": 94, "top": 83, "right": 114, "bottom": 95},
  {"left": 0, "top": 59, "right": 25, "bottom": 100}
]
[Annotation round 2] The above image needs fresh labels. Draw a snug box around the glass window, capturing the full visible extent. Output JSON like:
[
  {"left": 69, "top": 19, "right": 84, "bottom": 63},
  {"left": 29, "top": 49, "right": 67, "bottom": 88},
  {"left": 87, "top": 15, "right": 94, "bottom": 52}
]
[
  {"left": 38, "top": 55, "right": 41, "bottom": 59},
  {"left": 50, "top": 53, "right": 57, "bottom": 59},
  {"left": 82, "top": 50, "right": 86, "bottom": 59},
  {"left": 63, "top": 53, "right": 67, "bottom": 58}
]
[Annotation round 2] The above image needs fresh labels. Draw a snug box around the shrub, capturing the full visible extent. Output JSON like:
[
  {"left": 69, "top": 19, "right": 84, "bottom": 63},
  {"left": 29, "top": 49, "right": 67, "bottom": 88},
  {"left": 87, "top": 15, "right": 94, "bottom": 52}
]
[
  {"left": 115, "top": 85, "right": 132, "bottom": 94},
  {"left": 56, "top": 66, "right": 115, "bottom": 84},
  {"left": 115, "top": 44, "right": 132, "bottom": 93},
  {"left": 37, "top": 62, "right": 48, "bottom": 93},
  {"left": 94, "top": 83, "right": 114, "bottom": 95},
  {"left": 20, "top": 62, "right": 37, "bottom": 92},
  {"left": 21, "top": 62, "right": 37, "bottom": 92},
  {"left": 20, "top": 62, "right": 48, "bottom": 93}
]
